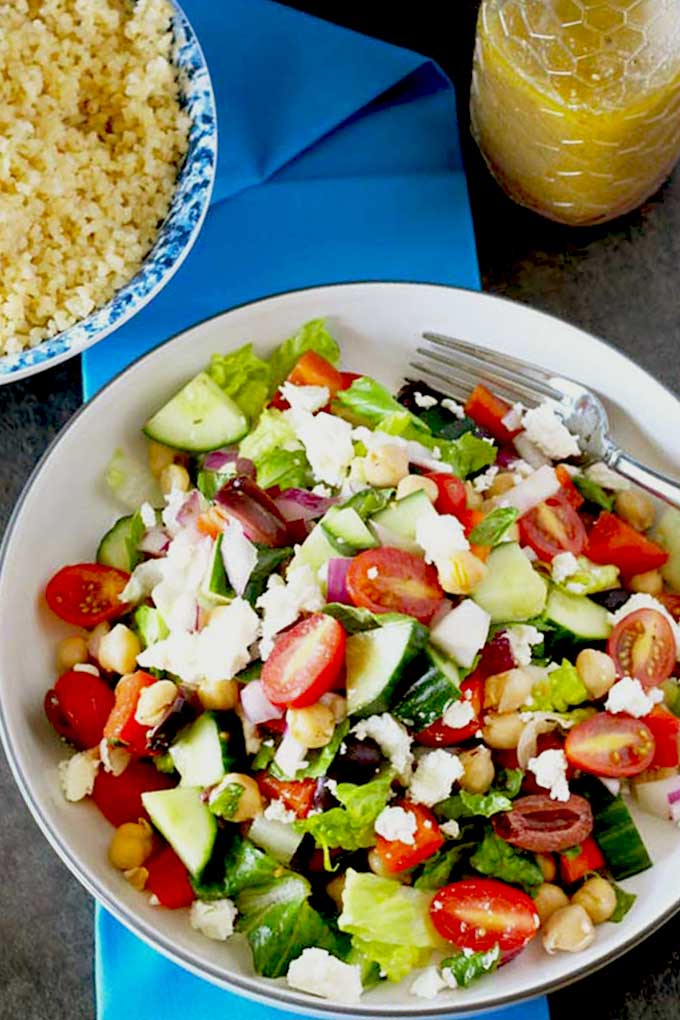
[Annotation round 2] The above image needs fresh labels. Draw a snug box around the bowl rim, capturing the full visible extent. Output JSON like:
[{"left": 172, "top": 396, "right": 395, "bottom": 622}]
[
  {"left": 3, "top": 279, "right": 680, "bottom": 1017},
  {"left": 0, "top": 0, "right": 218, "bottom": 386}
]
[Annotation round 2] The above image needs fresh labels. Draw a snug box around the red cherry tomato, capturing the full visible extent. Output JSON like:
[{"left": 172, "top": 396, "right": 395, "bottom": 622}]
[
  {"left": 642, "top": 705, "right": 680, "bottom": 768},
  {"left": 45, "top": 563, "right": 131, "bottom": 627},
  {"left": 145, "top": 846, "right": 195, "bottom": 908},
  {"left": 464, "top": 384, "right": 518, "bottom": 444},
  {"left": 415, "top": 674, "right": 484, "bottom": 746},
  {"left": 346, "top": 548, "right": 444, "bottom": 625},
  {"left": 261, "top": 612, "right": 346, "bottom": 708},
  {"left": 91, "top": 761, "right": 174, "bottom": 827},
  {"left": 607, "top": 608, "right": 676, "bottom": 688},
  {"left": 555, "top": 466, "right": 585, "bottom": 509},
  {"left": 519, "top": 492, "right": 587, "bottom": 561},
  {"left": 659, "top": 593, "right": 680, "bottom": 621},
  {"left": 103, "top": 671, "right": 159, "bottom": 754},
  {"left": 558, "top": 836, "right": 605, "bottom": 885},
  {"left": 256, "top": 772, "right": 317, "bottom": 818},
  {"left": 288, "top": 351, "right": 343, "bottom": 396},
  {"left": 340, "top": 371, "right": 362, "bottom": 389},
  {"left": 422, "top": 472, "right": 467, "bottom": 517},
  {"left": 44, "top": 669, "right": 115, "bottom": 750},
  {"left": 586, "top": 511, "right": 668, "bottom": 576},
  {"left": 565, "top": 712, "right": 656, "bottom": 778},
  {"left": 430, "top": 878, "right": 540, "bottom": 958},
  {"left": 373, "top": 801, "right": 443, "bottom": 873}
]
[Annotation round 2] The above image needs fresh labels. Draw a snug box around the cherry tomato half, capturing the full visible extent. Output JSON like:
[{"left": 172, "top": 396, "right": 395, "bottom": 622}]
[
  {"left": 261, "top": 612, "right": 346, "bottom": 708},
  {"left": 45, "top": 563, "right": 131, "bottom": 627},
  {"left": 373, "top": 801, "right": 443, "bottom": 873},
  {"left": 415, "top": 675, "right": 484, "bottom": 746},
  {"left": 642, "top": 705, "right": 680, "bottom": 769},
  {"left": 659, "top": 593, "right": 680, "bottom": 621},
  {"left": 519, "top": 492, "right": 587, "bottom": 562},
  {"left": 422, "top": 473, "right": 467, "bottom": 517},
  {"left": 565, "top": 712, "right": 656, "bottom": 778},
  {"left": 44, "top": 669, "right": 115, "bottom": 750},
  {"left": 145, "top": 846, "right": 195, "bottom": 908},
  {"left": 430, "top": 878, "right": 540, "bottom": 958},
  {"left": 91, "top": 761, "right": 174, "bottom": 827},
  {"left": 346, "top": 548, "right": 444, "bottom": 625},
  {"left": 607, "top": 608, "right": 676, "bottom": 688},
  {"left": 555, "top": 465, "right": 585, "bottom": 510},
  {"left": 256, "top": 772, "right": 317, "bottom": 818}
]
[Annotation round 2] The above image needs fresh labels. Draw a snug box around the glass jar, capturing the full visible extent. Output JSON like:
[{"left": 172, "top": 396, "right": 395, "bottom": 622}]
[{"left": 470, "top": 0, "right": 680, "bottom": 225}]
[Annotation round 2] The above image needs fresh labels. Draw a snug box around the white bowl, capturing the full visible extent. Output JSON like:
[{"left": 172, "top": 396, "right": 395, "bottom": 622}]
[{"left": 2, "top": 282, "right": 680, "bottom": 1017}]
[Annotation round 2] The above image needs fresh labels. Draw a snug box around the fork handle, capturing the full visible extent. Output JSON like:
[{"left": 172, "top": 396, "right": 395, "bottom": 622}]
[{"left": 607, "top": 448, "right": 680, "bottom": 510}]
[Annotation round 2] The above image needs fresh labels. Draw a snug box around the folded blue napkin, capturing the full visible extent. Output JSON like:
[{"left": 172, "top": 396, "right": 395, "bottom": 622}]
[{"left": 84, "top": 2, "right": 549, "bottom": 1018}]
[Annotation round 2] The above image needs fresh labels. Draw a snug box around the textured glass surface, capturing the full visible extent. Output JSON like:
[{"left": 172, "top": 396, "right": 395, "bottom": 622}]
[{"left": 470, "top": 0, "right": 680, "bottom": 225}]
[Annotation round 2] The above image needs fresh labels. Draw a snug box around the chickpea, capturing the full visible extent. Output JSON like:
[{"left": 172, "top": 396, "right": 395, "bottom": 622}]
[
  {"left": 109, "top": 820, "right": 153, "bottom": 871},
  {"left": 287, "top": 704, "right": 335, "bottom": 748},
  {"left": 364, "top": 445, "right": 410, "bottom": 488},
  {"left": 396, "top": 474, "right": 439, "bottom": 503},
  {"left": 542, "top": 904, "right": 596, "bottom": 954},
  {"left": 326, "top": 873, "right": 347, "bottom": 911},
  {"left": 124, "top": 866, "right": 149, "bottom": 891},
  {"left": 458, "top": 746, "right": 495, "bottom": 794},
  {"left": 367, "top": 849, "right": 410, "bottom": 883},
  {"left": 482, "top": 712, "right": 525, "bottom": 750},
  {"left": 464, "top": 482, "right": 483, "bottom": 510},
  {"left": 614, "top": 489, "right": 655, "bottom": 533},
  {"left": 572, "top": 876, "right": 617, "bottom": 925},
  {"left": 484, "top": 668, "right": 534, "bottom": 713},
  {"left": 628, "top": 569, "right": 663, "bottom": 596},
  {"left": 56, "top": 634, "right": 89, "bottom": 673},
  {"left": 536, "top": 854, "right": 557, "bottom": 883},
  {"left": 87, "top": 621, "right": 110, "bottom": 661},
  {"left": 97, "top": 624, "right": 142, "bottom": 676},
  {"left": 319, "top": 692, "right": 347, "bottom": 722},
  {"left": 535, "top": 883, "right": 570, "bottom": 924},
  {"left": 217, "top": 773, "right": 263, "bottom": 822},
  {"left": 159, "top": 463, "right": 190, "bottom": 495},
  {"left": 147, "top": 440, "right": 176, "bottom": 478},
  {"left": 488, "top": 472, "right": 517, "bottom": 499},
  {"left": 576, "top": 649, "right": 616, "bottom": 700},
  {"left": 134, "top": 680, "right": 178, "bottom": 727},
  {"left": 198, "top": 678, "right": 239, "bottom": 712},
  {"left": 437, "top": 550, "right": 487, "bottom": 596}
]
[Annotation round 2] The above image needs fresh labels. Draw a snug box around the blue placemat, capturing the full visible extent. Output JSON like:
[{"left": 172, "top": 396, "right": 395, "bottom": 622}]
[{"left": 84, "top": 2, "right": 549, "bottom": 1018}]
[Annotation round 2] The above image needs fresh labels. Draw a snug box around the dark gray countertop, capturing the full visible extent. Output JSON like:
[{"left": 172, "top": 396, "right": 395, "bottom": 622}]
[{"left": 2, "top": 3, "right": 680, "bottom": 1018}]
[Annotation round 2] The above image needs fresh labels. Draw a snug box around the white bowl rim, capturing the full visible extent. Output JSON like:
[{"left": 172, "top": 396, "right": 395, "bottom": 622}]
[{"left": 3, "top": 280, "right": 680, "bottom": 1017}]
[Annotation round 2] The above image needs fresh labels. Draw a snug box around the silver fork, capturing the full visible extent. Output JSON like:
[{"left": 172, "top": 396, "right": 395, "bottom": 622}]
[{"left": 412, "top": 331, "right": 680, "bottom": 510}]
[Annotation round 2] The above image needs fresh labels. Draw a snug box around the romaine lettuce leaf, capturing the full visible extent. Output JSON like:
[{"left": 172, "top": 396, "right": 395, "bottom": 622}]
[
  {"left": 555, "top": 556, "right": 620, "bottom": 596},
  {"left": 238, "top": 408, "right": 300, "bottom": 463},
  {"left": 253, "top": 448, "right": 312, "bottom": 490},
  {"left": 280, "top": 719, "right": 349, "bottom": 780},
  {"left": 610, "top": 881, "right": 636, "bottom": 922},
  {"left": 208, "top": 343, "right": 270, "bottom": 421},
  {"left": 208, "top": 782, "right": 243, "bottom": 820},
  {"left": 413, "top": 843, "right": 477, "bottom": 890},
  {"left": 470, "top": 829, "right": 543, "bottom": 895},
  {"left": 333, "top": 377, "right": 424, "bottom": 428},
  {"left": 243, "top": 546, "right": 292, "bottom": 605},
  {"left": 469, "top": 507, "right": 519, "bottom": 547},
  {"left": 340, "top": 486, "right": 395, "bottom": 520},
  {"left": 322, "top": 603, "right": 415, "bottom": 634},
  {"left": 351, "top": 937, "right": 431, "bottom": 982},
  {"left": 526, "top": 659, "right": 589, "bottom": 713},
  {"left": 268, "top": 319, "right": 341, "bottom": 393},
  {"left": 338, "top": 869, "right": 442, "bottom": 948},
  {"left": 436, "top": 768, "right": 523, "bottom": 822},
  {"left": 379, "top": 412, "right": 496, "bottom": 478},
  {"left": 442, "top": 945, "right": 501, "bottom": 988},
  {"left": 572, "top": 474, "right": 615, "bottom": 511}
]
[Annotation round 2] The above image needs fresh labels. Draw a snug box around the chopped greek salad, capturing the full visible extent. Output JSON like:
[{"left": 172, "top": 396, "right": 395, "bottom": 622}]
[{"left": 44, "top": 320, "right": 680, "bottom": 1002}]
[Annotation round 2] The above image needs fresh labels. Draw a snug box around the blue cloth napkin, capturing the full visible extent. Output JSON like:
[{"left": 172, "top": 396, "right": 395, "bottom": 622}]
[{"left": 85, "top": 2, "right": 549, "bottom": 1019}]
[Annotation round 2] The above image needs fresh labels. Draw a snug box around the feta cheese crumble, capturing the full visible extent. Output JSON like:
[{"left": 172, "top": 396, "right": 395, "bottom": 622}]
[
  {"left": 527, "top": 749, "right": 570, "bottom": 802},
  {"left": 605, "top": 676, "right": 663, "bottom": 718},
  {"left": 264, "top": 799, "right": 297, "bottom": 824},
  {"left": 220, "top": 518, "right": 258, "bottom": 596},
  {"left": 505, "top": 624, "right": 543, "bottom": 667},
  {"left": 472, "top": 465, "right": 499, "bottom": 493},
  {"left": 279, "top": 382, "right": 330, "bottom": 415},
  {"left": 375, "top": 805, "right": 417, "bottom": 844},
  {"left": 415, "top": 513, "right": 469, "bottom": 564},
  {"left": 521, "top": 403, "right": 580, "bottom": 460},
  {"left": 99, "top": 738, "right": 130, "bottom": 777},
  {"left": 189, "top": 899, "right": 237, "bottom": 941},
  {"left": 287, "top": 949, "right": 363, "bottom": 1003},
  {"left": 410, "top": 966, "right": 447, "bottom": 999},
  {"left": 430, "top": 599, "right": 491, "bottom": 668},
  {"left": 551, "top": 551, "right": 580, "bottom": 585},
  {"left": 352, "top": 714, "right": 413, "bottom": 782},
  {"left": 58, "top": 751, "right": 99, "bottom": 802},
  {"left": 413, "top": 391, "right": 438, "bottom": 410},
  {"left": 440, "top": 819, "right": 461, "bottom": 839},
  {"left": 139, "top": 501, "right": 157, "bottom": 529},
  {"left": 608, "top": 593, "right": 680, "bottom": 658},
  {"left": 256, "top": 565, "right": 324, "bottom": 659},
  {"left": 442, "top": 699, "right": 476, "bottom": 729},
  {"left": 501, "top": 402, "right": 525, "bottom": 432},
  {"left": 408, "top": 750, "right": 463, "bottom": 807},
  {"left": 289, "top": 410, "right": 354, "bottom": 487},
  {"left": 273, "top": 730, "right": 309, "bottom": 776},
  {"left": 441, "top": 397, "right": 465, "bottom": 419}
]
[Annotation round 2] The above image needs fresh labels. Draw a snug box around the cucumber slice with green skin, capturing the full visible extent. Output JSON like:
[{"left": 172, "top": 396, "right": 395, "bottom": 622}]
[
  {"left": 289, "top": 524, "right": 337, "bottom": 573},
  {"left": 346, "top": 619, "right": 428, "bottom": 717},
  {"left": 200, "top": 534, "right": 234, "bottom": 606},
  {"left": 544, "top": 586, "right": 611, "bottom": 640},
  {"left": 96, "top": 512, "right": 145, "bottom": 572},
  {"left": 393, "top": 645, "right": 461, "bottom": 731},
  {"left": 248, "top": 814, "right": 304, "bottom": 864},
  {"left": 169, "top": 713, "right": 229, "bottom": 788},
  {"left": 370, "top": 489, "right": 437, "bottom": 542},
  {"left": 655, "top": 507, "right": 680, "bottom": 591},
  {"left": 576, "top": 776, "right": 652, "bottom": 880},
  {"left": 321, "top": 506, "right": 379, "bottom": 555},
  {"left": 473, "top": 542, "right": 548, "bottom": 623},
  {"left": 142, "top": 786, "right": 217, "bottom": 876},
  {"left": 143, "top": 372, "right": 248, "bottom": 453},
  {"left": 134, "top": 605, "right": 169, "bottom": 648}
]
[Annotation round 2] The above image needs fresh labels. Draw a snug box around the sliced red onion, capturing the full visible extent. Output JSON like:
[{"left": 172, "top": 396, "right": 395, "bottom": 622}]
[
  {"left": 138, "top": 527, "right": 170, "bottom": 557},
  {"left": 631, "top": 774, "right": 680, "bottom": 819},
  {"left": 274, "top": 488, "right": 338, "bottom": 522},
  {"left": 498, "top": 465, "right": 560, "bottom": 517},
  {"left": 496, "top": 446, "right": 518, "bottom": 469},
  {"left": 667, "top": 787, "right": 680, "bottom": 805},
  {"left": 177, "top": 489, "right": 202, "bottom": 527},
  {"left": 513, "top": 432, "right": 550, "bottom": 469},
  {"left": 241, "top": 680, "right": 285, "bottom": 725},
  {"left": 327, "top": 558, "right": 353, "bottom": 604},
  {"left": 203, "top": 450, "right": 256, "bottom": 477},
  {"left": 215, "top": 475, "right": 291, "bottom": 547}
]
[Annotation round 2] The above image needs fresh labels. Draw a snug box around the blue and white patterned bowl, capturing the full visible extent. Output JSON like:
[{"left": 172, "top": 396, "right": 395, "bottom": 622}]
[{"left": 0, "top": 0, "right": 217, "bottom": 385}]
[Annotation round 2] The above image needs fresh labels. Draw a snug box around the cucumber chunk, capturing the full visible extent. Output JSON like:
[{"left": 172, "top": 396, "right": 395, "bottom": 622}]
[
  {"left": 96, "top": 512, "right": 145, "bottom": 572},
  {"left": 321, "top": 506, "right": 378, "bottom": 555},
  {"left": 289, "top": 525, "right": 337, "bottom": 573},
  {"left": 169, "top": 713, "right": 228, "bottom": 788},
  {"left": 473, "top": 542, "right": 548, "bottom": 623},
  {"left": 248, "top": 815, "right": 304, "bottom": 864},
  {"left": 393, "top": 645, "right": 461, "bottom": 730},
  {"left": 134, "top": 605, "right": 169, "bottom": 648},
  {"left": 370, "top": 489, "right": 437, "bottom": 542},
  {"left": 576, "top": 776, "right": 652, "bottom": 880},
  {"left": 346, "top": 618, "right": 428, "bottom": 717},
  {"left": 655, "top": 507, "right": 680, "bottom": 591},
  {"left": 144, "top": 372, "right": 248, "bottom": 453},
  {"left": 142, "top": 786, "right": 217, "bottom": 876},
  {"left": 544, "top": 586, "right": 611, "bottom": 640}
]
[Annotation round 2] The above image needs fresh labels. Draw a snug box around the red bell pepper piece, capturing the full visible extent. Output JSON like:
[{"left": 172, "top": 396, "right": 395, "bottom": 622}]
[
  {"left": 373, "top": 801, "right": 444, "bottom": 873},
  {"left": 559, "top": 836, "right": 605, "bottom": 885},
  {"left": 464, "top": 384, "right": 519, "bottom": 444},
  {"left": 255, "top": 772, "right": 317, "bottom": 818},
  {"left": 555, "top": 466, "right": 585, "bottom": 510},
  {"left": 103, "top": 671, "right": 158, "bottom": 755},
  {"left": 585, "top": 511, "right": 668, "bottom": 576},
  {"left": 145, "top": 847, "right": 195, "bottom": 908}
]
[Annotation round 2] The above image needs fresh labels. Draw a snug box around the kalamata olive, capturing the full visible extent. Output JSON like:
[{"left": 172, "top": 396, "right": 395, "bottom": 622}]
[
  {"left": 327, "top": 735, "right": 384, "bottom": 783},
  {"left": 215, "top": 475, "right": 292, "bottom": 547},
  {"left": 396, "top": 380, "right": 476, "bottom": 440},
  {"left": 311, "top": 777, "right": 337, "bottom": 814},
  {"left": 493, "top": 794, "right": 593, "bottom": 853},
  {"left": 147, "top": 693, "right": 197, "bottom": 753},
  {"left": 590, "top": 589, "right": 631, "bottom": 613}
]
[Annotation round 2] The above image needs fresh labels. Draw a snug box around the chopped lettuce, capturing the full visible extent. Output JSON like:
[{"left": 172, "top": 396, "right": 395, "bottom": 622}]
[
  {"left": 610, "top": 881, "right": 637, "bottom": 922},
  {"left": 268, "top": 319, "right": 341, "bottom": 393},
  {"left": 251, "top": 741, "right": 276, "bottom": 771},
  {"left": 323, "top": 603, "right": 415, "bottom": 634},
  {"left": 662, "top": 678, "right": 680, "bottom": 718},
  {"left": 197, "top": 467, "right": 234, "bottom": 500},
  {"left": 379, "top": 412, "right": 496, "bottom": 478},
  {"left": 223, "top": 836, "right": 284, "bottom": 894},
  {"left": 208, "top": 782, "right": 244, "bottom": 820},
  {"left": 340, "top": 486, "right": 395, "bottom": 520},
  {"left": 351, "top": 937, "right": 431, "bottom": 982},
  {"left": 442, "top": 945, "right": 501, "bottom": 988},
  {"left": 294, "top": 769, "right": 395, "bottom": 868},
  {"left": 413, "top": 843, "right": 477, "bottom": 891},
  {"left": 339, "top": 869, "right": 442, "bottom": 948},
  {"left": 333, "top": 376, "right": 422, "bottom": 428},
  {"left": 470, "top": 829, "right": 543, "bottom": 895},
  {"left": 243, "top": 546, "right": 292, "bottom": 605},
  {"left": 208, "top": 343, "right": 270, "bottom": 422},
  {"left": 469, "top": 507, "right": 519, "bottom": 547},
  {"left": 253, "top": 448, "right": 312, "bottom": 490},
  {"left": 555, "top": 556, "right": 620, "bottom": 596},
  {"left": 105, "top": 448, "right": 162, "bottom": 510},
  {"left": 572, "top": 474, "right": 615, "bottom": 511},
  {"left": 437, "top": 769, "right": 523, "bottom": 821},
  {"left": 527, "top": 659, "right": 589, "bottom": 713},
  {"left": 279, "top": 719, "right": 349, "bottom": 780},
  {"left": 238, "top": 408, "right": 300, "bottom": 463},
  {"left": 133, "top": 605, "right": 169, "bottom": 648}
]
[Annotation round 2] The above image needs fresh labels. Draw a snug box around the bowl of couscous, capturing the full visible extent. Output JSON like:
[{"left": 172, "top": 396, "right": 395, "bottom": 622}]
[{"left": 0, "top": 0, "right": 217, "bottom": 383}]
